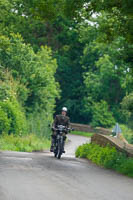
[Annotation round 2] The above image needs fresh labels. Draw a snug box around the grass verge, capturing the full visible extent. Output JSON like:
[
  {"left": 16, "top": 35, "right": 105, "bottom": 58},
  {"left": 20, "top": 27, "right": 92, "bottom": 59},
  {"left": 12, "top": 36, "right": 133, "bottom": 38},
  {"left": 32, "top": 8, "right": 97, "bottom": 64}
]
[
  {"left": 71, "top": 131, "right": 94, "bottom": 137},
  {"left": 0, "top": 134, "right": 50, "bottom": 152},
  {"left": 76, "top": 143, "right": 133, "bottom": 178}
]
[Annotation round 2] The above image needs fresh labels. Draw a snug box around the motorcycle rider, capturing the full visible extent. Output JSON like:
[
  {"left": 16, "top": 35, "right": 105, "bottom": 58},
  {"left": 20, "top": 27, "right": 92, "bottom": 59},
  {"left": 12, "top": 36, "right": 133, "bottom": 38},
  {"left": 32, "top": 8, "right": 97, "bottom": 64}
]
[{"left": 50, "top": 107, "right": 70, "bottom": 153}]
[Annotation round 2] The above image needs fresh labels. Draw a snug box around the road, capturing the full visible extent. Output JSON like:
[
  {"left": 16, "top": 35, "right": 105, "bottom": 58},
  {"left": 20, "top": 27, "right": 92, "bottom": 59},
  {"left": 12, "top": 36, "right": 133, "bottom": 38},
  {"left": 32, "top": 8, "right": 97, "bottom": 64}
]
[{"left": 0, "top": 134, "right": 133, "bottom": 200}]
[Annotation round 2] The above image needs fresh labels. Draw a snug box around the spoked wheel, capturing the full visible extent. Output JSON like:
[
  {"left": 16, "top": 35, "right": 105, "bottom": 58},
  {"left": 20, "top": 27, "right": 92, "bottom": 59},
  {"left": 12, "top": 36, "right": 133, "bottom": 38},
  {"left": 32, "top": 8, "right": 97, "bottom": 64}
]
[
  {"left": 54, "top": 145, "right": 58, "bottom": 157},
  {"left": 57, "top": 148, "right": 62, "bottom": 159}
]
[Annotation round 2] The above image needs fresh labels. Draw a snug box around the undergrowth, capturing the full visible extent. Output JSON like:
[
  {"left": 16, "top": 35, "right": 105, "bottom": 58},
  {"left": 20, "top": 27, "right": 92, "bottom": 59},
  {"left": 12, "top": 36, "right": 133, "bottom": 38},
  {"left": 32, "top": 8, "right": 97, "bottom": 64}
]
[
  {"left": 0, "top": 134, "right": 50, "bottom": 152},
  {"left": 76, "top": 143, "right": 133, "bottom": 178}
]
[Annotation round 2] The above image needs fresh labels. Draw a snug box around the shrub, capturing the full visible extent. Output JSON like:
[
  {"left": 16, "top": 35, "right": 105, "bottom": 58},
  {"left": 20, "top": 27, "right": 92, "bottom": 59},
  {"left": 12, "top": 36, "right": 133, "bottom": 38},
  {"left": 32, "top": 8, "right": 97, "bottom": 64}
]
[
  {"left": 0, "top": 100, "right": 27, "bottom": 135},
  {"left": 0, "top": 134, "right": 50, "bottom": 152},
  {"left": 75, "top": 143, "right": 90, "bottom": 158},
  {"left": 76, "top": 143, "right": 133, "bottom": 177},
  {"left": 117, "top": 159, "right": 133, "bottom": 177}
]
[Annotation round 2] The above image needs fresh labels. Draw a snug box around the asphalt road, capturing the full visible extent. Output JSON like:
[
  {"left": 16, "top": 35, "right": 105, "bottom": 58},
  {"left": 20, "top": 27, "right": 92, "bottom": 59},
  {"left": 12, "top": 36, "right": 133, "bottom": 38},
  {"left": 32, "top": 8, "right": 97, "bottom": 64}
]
[{"left": 0, "top": 134, "right": 133, "bottom": 200}]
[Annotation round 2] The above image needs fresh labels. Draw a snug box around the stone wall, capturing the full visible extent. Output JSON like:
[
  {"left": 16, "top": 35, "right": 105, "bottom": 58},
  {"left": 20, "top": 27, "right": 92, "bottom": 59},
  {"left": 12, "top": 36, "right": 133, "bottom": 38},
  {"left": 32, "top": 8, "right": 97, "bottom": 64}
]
[
  {"left": 91, "top": 134, "right": 133, "bottom": 158},
  {"left": 71, "top": 123, "right": 133, "bottom": 157},
  {"left": 71, "top": 123, "right": 111, "bottom": 135}
]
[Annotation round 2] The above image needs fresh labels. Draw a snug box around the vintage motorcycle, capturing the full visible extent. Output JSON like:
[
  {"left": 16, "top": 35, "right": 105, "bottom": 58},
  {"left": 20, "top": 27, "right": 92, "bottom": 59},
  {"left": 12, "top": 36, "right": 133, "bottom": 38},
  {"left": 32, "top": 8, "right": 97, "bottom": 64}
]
[{"left": 53, "top": 125, "right": 70, "bottom": 159}]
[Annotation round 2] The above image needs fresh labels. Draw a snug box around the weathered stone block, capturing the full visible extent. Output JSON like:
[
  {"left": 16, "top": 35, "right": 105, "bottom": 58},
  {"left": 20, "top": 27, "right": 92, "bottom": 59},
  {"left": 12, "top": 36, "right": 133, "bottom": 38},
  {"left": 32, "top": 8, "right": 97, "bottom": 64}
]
[{"left": 91, "top": 134, "right": 133, "bottom": 158}]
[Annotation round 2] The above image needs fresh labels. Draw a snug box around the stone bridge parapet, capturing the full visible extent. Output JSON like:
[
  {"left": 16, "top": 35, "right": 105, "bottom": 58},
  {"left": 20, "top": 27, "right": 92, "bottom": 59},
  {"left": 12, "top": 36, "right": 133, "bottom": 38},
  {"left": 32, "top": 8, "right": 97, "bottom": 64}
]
[
  {"left": 91, "top": 134, "right": 133, "bottom": 158},
  {"left": 70, "top": 123, "right": 111, "bottom": 135}
]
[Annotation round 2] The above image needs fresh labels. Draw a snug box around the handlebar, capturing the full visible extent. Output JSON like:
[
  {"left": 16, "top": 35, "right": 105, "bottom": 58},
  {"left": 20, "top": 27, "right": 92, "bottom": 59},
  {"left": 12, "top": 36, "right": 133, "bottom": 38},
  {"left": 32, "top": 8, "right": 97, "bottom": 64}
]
[{"left": 52, "top": 126, "right": 74, "bottom": 132}]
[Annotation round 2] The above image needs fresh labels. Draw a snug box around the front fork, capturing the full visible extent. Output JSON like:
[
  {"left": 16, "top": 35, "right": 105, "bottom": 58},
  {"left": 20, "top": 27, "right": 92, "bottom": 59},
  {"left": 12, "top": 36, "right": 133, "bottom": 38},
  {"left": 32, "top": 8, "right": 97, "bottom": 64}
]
[
  {"left": 57, "top": 135, "right": 64, "bottom": 151},
  {"left": 54, "top": 133, "right": 65, "bottom": 153}
]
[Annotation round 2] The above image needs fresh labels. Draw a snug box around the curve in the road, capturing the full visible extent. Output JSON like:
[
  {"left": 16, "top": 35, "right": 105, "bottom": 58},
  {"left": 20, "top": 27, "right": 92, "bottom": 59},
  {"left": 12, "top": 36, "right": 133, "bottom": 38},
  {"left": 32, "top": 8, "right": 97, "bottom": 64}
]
[{"left": 0, "top": 134, "right": 133, "bottom": 200}]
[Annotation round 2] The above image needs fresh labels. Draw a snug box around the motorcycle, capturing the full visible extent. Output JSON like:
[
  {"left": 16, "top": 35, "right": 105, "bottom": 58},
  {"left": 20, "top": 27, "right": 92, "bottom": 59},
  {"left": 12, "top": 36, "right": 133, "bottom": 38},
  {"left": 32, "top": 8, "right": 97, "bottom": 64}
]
[{"left": 53, "top": 125, "right": 70, "bottom": 159}]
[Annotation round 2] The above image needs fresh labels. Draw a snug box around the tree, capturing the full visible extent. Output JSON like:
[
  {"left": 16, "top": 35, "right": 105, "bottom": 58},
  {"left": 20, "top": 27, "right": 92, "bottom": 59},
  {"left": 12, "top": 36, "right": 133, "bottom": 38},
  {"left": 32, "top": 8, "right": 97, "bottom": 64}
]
[
  {"left": 78, "top": 17, "right": 132, "bottom": 124},
  {"left": 1, "top": 0, "right": 133, "bottom": 128},
  {"left": 0, "top": 33, "right": 59, "bottom": 136},
  {"left": 91, "top": 100, "right": 115, "bottom": 128}
]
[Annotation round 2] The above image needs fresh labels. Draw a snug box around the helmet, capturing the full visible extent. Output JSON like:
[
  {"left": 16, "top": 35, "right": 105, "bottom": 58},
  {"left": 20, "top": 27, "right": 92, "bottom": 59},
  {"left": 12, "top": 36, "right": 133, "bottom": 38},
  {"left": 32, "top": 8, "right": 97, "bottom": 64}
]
[{"left": 62, "top": 107, "right": 67, "bottom": 112}]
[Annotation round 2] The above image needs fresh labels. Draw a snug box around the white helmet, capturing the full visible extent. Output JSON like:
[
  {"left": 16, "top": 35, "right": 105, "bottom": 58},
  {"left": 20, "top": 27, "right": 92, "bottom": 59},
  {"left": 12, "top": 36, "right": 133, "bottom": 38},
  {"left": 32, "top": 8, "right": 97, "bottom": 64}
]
[{"left": 62, "top": 107, "right": 67, "bottom": 112}]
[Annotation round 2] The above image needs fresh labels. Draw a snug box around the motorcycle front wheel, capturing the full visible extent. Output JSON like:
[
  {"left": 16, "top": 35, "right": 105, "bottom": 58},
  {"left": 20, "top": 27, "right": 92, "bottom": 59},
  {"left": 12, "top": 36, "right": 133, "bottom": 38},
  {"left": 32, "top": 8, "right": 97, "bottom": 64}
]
[
  {"left": 57, "top": 139, "right": 63, "bottom": 159},
  {"left": 54, "top": 152, "right": 58, "bottom": 157}
]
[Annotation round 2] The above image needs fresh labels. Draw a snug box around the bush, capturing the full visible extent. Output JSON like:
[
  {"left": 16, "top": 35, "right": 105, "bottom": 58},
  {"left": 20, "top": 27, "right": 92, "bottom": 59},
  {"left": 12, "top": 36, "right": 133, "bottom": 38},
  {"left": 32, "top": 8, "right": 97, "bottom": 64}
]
[
  {"left": 0, "top": 100, "right": 27, "bottom": 135},
  {"left": 75, "top": 143, "right": 90, "bottom": 158},
  {"left": 117, "top": 159, "right": 133, "bottom": 177},
  {"left": 76, "top": 143, "right": 133, "bottom": 177},
  {"left": 0, "top": 134, "right": 50, "bottom": 152}
]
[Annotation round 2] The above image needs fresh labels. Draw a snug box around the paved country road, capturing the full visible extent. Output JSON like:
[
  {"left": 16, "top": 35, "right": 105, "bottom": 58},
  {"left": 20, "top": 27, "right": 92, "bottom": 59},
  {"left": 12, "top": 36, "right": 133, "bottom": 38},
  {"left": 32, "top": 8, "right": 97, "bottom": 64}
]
[{"left": 0, "top": 135, "right": 133, "bottom": 200}]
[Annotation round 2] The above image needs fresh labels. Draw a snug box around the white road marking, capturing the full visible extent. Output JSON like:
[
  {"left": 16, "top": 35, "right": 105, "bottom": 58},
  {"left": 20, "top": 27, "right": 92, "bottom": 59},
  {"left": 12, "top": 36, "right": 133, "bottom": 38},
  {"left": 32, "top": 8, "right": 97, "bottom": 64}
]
[{"left": 2, "top": 156, "right": 32, "bottom": 161}]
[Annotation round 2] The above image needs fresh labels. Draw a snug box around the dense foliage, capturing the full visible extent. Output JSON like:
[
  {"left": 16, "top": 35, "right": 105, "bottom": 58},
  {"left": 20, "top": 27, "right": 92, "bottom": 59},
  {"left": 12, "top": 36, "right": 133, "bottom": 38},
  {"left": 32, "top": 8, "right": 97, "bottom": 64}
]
[
  {"left": 0, "top": 33, "right": 59, "bottom": 136},
  {"left": 0, "top": 0, "right": 133, "bottom": 137},
  {"left": 76, "top": 143, "right": 133, "bottom": 177}
]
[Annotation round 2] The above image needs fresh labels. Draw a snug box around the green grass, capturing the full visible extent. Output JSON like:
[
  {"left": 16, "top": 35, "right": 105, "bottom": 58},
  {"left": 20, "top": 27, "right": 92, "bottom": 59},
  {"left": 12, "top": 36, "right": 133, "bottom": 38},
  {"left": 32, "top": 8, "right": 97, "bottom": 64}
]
[
  {"left": 0, "top": 134, "right": 50, "bottom": 152},
  {"left": 71, "top": 131, "right": 94, "bottom": 137}
]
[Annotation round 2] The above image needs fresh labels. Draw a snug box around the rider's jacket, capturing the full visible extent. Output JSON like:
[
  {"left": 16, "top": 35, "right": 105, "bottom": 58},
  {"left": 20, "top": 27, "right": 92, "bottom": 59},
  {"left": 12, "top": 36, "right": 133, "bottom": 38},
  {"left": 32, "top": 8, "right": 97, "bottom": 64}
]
[{"left": 53, "top": 114, "right": 70, "bottom": 129}]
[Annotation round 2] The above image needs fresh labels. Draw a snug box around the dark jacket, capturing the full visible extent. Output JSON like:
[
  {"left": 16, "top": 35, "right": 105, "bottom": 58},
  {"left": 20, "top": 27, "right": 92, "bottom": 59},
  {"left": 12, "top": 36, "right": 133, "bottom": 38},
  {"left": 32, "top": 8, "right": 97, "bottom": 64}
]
[{"left": 53, "top": 114, "right": 70, "bottom": 128}]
